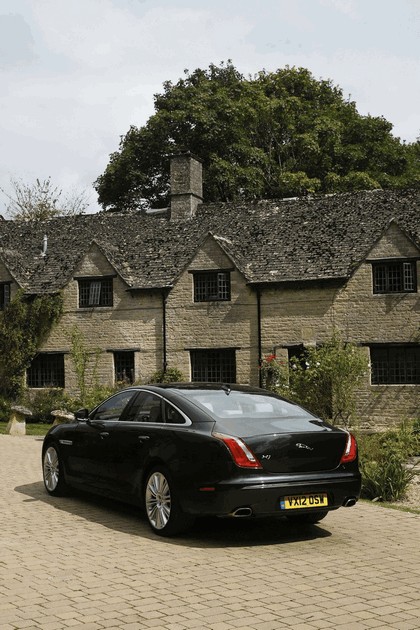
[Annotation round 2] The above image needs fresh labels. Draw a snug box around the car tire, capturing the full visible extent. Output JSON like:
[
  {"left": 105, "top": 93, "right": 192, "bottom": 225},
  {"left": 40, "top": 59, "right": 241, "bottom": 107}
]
[
  {"left": 286, "top": 510, "right": 328, "bottom": 524},
  {"left": 42, "top": 444, "right": 68, "bottom": 496},
  {"left": 144, "top": 466, "right": 194, "bottom": 536}
]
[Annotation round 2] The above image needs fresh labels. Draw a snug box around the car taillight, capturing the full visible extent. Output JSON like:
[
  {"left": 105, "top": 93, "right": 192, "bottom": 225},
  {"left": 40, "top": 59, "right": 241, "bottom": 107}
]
[
  {"left": 340, "top": 432, "right": 357, "bottom": 464},
  {"left": 213, "top": 432, "right": 262, "bottom": 469}
]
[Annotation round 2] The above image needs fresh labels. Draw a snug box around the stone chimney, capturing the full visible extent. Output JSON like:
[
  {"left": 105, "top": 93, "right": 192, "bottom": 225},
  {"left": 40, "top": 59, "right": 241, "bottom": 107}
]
[{"left": 170, "top": 152, "right": 203, "bottom": 221}]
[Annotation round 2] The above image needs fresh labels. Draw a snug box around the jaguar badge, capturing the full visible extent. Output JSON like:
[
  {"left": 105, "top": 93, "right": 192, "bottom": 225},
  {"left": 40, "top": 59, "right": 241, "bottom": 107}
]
[{"left": 295, "top": 443, "right": 313, "bottom": 451}]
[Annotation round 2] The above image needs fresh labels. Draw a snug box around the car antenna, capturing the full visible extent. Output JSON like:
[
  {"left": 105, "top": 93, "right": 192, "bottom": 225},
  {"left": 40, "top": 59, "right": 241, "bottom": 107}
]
[{"left": 221, "top": 383, "right": 231, "bottom": 395}]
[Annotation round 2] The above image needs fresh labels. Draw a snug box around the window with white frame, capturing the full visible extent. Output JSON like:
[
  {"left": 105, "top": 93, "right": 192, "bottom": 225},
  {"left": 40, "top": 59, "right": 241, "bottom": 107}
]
[
  {"left": 372, "top": 260, "right": 417, "bottom": 294},
  {"left": 78, "top": 277, "right": 113, "bottom": 307},
  {"left": 193, "top": 271, "right": 231, "bottom": 302}
]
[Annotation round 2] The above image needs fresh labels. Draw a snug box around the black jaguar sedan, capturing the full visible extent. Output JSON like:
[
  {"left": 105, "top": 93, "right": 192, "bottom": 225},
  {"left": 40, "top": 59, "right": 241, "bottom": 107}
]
[{"left": 42, "top": 383, "right": 361, "bottom": 536}]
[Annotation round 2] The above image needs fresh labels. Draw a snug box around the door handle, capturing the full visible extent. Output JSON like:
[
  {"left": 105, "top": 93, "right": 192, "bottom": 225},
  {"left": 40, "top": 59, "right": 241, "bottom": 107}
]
[
  {"left": 138, "top": 435, "right": 150, "bottom": 441},
  {"left": 100, "top": 432, "right": 110, "bottom": 439}
]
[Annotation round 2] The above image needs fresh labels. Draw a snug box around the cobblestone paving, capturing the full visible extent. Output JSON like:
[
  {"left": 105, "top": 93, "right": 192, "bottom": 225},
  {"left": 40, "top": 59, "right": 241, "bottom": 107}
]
[{"left": 1, "top": 435, "right": 419, "bottom": 630}]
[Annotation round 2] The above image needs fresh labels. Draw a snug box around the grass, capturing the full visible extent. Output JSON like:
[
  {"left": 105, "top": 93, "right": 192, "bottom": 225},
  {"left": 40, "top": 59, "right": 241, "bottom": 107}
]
[{"left": 0, "top": 421, "right": 51, "bottom": 436}]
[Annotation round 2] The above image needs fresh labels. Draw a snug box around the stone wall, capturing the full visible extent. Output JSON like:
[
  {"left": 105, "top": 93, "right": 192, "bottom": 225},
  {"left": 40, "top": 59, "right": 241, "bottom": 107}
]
[
  {"left": 166, "top": 235, "right": 257, "bottom": 383},
  {"left": 43, "top": 244, "right": 163, "bottom": 392},
  {"left": 17, "top": 223, "right": 420, "bottom": 427},
  {"left": 332, "top": 225, "right": 420, "bottom": 428}
]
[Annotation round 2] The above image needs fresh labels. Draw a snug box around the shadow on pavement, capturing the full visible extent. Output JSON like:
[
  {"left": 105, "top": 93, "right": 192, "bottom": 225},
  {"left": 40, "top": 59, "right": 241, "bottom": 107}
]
[{"left": 15, "top": 481, "right": 332, "bottom": 548}]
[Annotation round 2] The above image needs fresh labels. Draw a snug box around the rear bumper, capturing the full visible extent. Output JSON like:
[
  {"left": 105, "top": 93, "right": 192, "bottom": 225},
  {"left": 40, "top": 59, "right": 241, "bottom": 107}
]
[{"left": 182, "top": 471, "right": 362, "bottom": 517}]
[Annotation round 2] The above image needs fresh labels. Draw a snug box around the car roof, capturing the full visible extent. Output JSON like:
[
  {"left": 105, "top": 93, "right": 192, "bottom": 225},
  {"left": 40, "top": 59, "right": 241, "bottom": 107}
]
[{"left": 146, "top": 382, "right": 267, "bottom": 394}]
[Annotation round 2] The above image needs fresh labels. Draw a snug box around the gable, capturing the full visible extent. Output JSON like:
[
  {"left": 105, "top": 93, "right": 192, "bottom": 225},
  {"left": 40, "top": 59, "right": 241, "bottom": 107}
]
[
  {"left": 73, "top": 242, "right": 119, "bottom": 278},
  {"left": 0, "top": 259, "right": 15, "bottom": 283},
  {"left": 188, "top": 234, "right": 236, "bottom": 272},
  {"left": 366, "top": 222, "right": 420, "bottom": 260}
]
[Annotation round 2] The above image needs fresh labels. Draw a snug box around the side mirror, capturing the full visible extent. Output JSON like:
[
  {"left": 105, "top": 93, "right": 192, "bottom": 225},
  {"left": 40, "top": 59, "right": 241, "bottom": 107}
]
[{"left": 75, "top": 408, "right": 89, "bottom": 420}]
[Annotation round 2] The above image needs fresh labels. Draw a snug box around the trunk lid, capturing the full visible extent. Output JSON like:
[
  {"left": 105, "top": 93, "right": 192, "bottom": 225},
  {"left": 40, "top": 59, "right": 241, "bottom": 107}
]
[{"left": 214, "top": 417, "right": 348, "bottom": 473}]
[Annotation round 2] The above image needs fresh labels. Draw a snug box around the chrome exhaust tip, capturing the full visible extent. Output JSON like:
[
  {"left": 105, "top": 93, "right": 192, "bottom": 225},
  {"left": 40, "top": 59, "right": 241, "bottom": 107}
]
[
  {"left": 232, "top": 507, "right": 253, "bottom": 517},
  {"left": 343, "top": 497, "right": 357, "bottom": 507}
]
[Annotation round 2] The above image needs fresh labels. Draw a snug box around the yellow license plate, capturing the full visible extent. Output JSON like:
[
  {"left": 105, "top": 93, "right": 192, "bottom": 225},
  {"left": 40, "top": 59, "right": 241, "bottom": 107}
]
[{"left": 280, "top": 493, "right": 328, "bottom": 510}]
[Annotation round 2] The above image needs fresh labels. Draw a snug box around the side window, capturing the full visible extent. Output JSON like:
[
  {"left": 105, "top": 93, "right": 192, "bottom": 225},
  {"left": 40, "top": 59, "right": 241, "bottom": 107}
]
[
  {"left": 164, "top": 402, "right": 186, "bottom": 424},
  {"left": 129, "top": 393, "right": 163, "bottom": 423},
  {"left": 91, "top": 390, "right": 137, "bottom": 422}
]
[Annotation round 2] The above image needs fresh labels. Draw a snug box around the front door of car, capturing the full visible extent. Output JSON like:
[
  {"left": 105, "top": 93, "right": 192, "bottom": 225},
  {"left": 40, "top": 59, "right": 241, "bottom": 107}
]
[{"left": 67, "top": 389, "right": 139, "bottom": 492}]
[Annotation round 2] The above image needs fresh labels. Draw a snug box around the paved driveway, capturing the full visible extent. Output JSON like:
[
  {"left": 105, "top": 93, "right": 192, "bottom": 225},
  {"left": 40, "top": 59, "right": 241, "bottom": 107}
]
[{"left": 0, "top": 435, "right": 419, "bottom": 630}]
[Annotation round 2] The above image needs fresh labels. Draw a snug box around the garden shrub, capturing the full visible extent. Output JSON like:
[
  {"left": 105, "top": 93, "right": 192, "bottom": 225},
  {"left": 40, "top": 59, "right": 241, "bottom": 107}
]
[
  {"left": 22, "top": 388, "right": 72, "bottom": 423},
  {"left": 360, "top": 456, "right": 415, "bottom": 502},
  {"left": 148, "top": 367, "right": 185, "bottom": 383},
  {"left": 0, "top": 396, "right": 11, "bottom": 422},
  {"left": 67, "top": 384, "right": 121, "bottom": 412},
  {"left": 260, "top": 333, "right": 369, "bottom": 426},
  {"left": 358, "top": 421, "right": 419, "bottom": 502}
]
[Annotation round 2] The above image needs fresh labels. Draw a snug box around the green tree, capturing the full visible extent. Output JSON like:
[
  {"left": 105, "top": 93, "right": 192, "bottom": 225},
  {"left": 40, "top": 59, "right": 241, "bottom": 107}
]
[
  {"left": 2, "top": 176, "right": 89, "bottom": 221},
  {"left": 95, "top": 62, "right": 418, "bottom": 211},
  {"left": 0, "top": 291, "right": 63, "bottom": 399}
]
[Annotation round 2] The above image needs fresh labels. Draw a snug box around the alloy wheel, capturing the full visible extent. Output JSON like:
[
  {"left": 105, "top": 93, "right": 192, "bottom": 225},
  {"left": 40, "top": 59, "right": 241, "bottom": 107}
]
[
  {"left": 43, "top": 446, "right": 60, "bottom": 492},
  {"left": 145, "top": 471, "right": 172, "bottom": 530}
]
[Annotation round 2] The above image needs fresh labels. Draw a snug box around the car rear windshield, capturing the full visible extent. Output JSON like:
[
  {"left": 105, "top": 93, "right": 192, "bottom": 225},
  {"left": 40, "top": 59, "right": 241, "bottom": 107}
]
[{"left": 175, "top": 389, "right": 313, "bottom": 420}]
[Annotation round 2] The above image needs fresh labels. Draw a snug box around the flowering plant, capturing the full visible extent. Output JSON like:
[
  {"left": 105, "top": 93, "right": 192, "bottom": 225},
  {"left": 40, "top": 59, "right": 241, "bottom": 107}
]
[{"left": 260, "top": 354, "right": 288, "bottom": 392}]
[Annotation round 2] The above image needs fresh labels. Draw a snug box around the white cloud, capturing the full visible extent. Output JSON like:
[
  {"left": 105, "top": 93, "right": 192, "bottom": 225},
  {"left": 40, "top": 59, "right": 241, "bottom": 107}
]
[
  {"left": 319, "top": 0, "right": 359, "bottom": 18},
  {"left": 0, "top": 0, "right": 418, "bottom": 216}
]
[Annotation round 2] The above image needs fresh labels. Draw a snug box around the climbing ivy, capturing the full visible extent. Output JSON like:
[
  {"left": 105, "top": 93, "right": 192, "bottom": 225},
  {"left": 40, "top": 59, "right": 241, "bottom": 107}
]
[{"left": 0, "top": 290, "right": 63, "bottom": 399}]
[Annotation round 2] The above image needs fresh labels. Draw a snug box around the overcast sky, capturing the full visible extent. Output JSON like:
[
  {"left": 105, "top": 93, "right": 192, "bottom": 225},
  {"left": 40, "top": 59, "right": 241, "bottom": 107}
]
[{"left": 1, "top": 0, "right": 419, "bottom": 214}]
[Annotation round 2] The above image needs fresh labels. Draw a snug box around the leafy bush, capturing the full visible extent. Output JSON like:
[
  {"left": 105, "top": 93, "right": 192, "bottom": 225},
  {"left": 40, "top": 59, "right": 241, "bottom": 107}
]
[
  {"left": 67, "top": 384, "right": 121, "bottom": 412},
  {"left": 358, "top": 421, "right": 419, "bottom": 502},
  {"left": 0, "top": 396, "right": 11, "bottom": 422},
  {"left": 21, "top": 383, "right": 123, "bottom": 421},
  {"left": 22, "top": 388, "right": 72, "bottom": 423},
  {"left": 261, "top": 334, "right": 369, "bottom": 426},
  {"left": 148, "top": 367, "right": 185, "bottom": 383},
  {"left": 378, "top": 420, "right": 420, "bottom": 459},
  {"left": 360, "top": 457, "right": 415, "bottom": 502}
]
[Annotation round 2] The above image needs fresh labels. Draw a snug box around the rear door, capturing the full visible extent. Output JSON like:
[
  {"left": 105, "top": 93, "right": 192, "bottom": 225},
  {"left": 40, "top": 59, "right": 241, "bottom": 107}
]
[{"left": 104, "top": 391, "right": 189, "bottom": 499}]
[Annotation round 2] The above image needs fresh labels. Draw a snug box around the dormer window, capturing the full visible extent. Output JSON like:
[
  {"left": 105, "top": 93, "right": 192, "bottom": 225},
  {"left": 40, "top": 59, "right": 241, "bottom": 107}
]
[
  {"left": 372, "top": 260, "right": 417, "bottom": 294},
  {"left": 193, "top": 271, "right": 231, "bottom": 302},
  {"left": 0, "top": 283, "right": 11, "bottom": 310},
  {"left": 78, "top": 277, "right": 113, "bottom": 308}
]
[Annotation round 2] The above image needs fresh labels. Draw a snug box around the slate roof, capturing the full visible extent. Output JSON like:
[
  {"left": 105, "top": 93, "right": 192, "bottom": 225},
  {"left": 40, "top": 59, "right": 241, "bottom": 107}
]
[{"left": 0, "top": 189, "right": 419, "bottom": 294}]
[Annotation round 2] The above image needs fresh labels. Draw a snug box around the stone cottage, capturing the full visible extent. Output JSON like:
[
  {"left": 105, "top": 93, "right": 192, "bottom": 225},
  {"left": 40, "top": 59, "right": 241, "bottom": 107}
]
[{"left": 0, "top": 153, "right": 419, "bottom": 427}]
